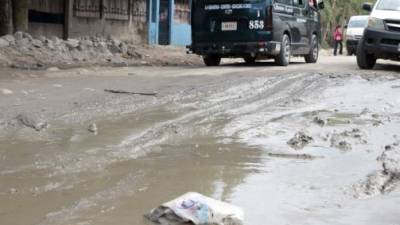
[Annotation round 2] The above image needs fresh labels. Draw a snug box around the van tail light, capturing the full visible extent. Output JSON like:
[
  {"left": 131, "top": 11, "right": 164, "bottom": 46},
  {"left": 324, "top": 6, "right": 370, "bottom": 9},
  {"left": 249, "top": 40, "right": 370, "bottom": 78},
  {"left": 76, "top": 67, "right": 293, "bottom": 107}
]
[{"left": 264, "top": 5, "right": 273, "bottom": 31}]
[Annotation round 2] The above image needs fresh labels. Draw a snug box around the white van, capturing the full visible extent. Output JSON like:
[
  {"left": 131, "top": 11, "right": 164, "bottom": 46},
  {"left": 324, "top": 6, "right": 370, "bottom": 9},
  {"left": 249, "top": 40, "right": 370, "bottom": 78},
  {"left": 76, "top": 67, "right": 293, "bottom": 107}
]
[
  {"left": 357, "top": 0, "right": 400, "bottom": 69},
  {"left": 345, "top": 15, "right": 369, "bottom": 55}
]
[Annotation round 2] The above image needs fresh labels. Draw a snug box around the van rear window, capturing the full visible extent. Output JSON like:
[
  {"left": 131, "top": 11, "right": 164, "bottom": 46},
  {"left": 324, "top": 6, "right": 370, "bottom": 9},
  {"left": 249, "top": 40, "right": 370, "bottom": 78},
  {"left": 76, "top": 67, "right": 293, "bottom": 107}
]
[{"left": 275, "top": 0, "right": 292, "bottom": 5}]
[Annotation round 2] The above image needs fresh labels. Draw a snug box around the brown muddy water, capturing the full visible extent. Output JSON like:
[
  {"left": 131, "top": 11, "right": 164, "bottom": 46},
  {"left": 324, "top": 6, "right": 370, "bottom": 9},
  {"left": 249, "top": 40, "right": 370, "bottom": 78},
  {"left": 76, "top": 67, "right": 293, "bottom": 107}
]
[{"left": 1, "top": 73, "right": 400, "bottom": 225}]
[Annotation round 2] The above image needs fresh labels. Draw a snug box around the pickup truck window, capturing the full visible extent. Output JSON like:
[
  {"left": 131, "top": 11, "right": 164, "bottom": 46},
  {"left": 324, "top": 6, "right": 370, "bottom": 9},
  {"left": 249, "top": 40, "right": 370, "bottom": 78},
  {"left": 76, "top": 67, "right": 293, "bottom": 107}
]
[{"left": 348, "top": 19, "right": 368, "bottom": 28}]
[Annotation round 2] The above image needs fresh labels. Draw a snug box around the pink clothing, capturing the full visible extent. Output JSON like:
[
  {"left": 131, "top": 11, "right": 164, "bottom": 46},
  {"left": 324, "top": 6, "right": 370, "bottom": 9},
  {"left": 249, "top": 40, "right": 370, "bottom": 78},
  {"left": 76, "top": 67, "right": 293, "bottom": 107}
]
[{"left": 334, "top": 28, "right": 343, "bottom": 41}]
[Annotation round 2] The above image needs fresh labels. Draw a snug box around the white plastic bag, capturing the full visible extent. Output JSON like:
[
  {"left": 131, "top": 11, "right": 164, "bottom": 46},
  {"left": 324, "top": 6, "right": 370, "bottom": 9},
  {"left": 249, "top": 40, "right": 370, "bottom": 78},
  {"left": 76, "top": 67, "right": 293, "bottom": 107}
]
[{"left": 147, "top": 192, "right": 244, "bottom": 225}]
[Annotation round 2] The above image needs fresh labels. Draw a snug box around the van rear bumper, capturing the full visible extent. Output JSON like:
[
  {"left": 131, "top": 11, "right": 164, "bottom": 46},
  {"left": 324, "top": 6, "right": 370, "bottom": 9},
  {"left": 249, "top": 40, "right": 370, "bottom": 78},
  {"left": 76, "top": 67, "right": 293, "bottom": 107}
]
[{"left": 188, "top": 41, "right": 281, "bottom": 57}]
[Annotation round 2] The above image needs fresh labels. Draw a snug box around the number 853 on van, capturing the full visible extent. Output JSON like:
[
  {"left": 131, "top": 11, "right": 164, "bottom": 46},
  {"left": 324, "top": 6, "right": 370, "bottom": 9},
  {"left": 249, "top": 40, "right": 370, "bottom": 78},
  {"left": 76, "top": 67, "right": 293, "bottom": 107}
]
[{"left": 249, "top": 20, "right": 264, "bottom": 30}]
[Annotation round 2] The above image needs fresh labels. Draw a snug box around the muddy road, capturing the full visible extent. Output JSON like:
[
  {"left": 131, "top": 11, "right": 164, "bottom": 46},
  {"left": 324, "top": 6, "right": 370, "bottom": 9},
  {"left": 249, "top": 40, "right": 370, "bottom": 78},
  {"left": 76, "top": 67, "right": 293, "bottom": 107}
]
[{"left": 1, "top": 56, "right": 400, "bottom": 225}]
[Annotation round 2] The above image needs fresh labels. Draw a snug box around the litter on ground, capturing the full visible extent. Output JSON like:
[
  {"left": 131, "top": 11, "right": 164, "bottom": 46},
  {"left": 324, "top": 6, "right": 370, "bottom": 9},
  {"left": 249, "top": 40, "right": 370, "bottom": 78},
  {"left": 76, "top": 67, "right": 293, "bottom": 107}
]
[{"left": 146, "top": 192, "right": 244, "bottom": 225}]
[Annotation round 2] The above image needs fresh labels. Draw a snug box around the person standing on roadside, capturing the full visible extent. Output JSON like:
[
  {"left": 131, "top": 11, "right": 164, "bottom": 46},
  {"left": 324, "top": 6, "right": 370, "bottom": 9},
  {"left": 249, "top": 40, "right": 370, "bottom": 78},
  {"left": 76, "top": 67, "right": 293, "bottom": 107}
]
[
  {"left": 309, "top": 0, "right": 315, "bottom": 7},
  {"left": 333, "top": 25, "right": 343, "bottom": 56}
]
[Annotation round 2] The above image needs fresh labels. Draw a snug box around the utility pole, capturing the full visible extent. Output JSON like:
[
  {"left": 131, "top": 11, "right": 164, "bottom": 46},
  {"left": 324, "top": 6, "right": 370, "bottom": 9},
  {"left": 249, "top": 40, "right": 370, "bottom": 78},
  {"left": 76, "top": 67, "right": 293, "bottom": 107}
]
[
  {"left": 12, "top": 0, "right": 29, "bottom": 32},
  {"left": 0, "top": 0, "right": 12, "bottom": 35}
]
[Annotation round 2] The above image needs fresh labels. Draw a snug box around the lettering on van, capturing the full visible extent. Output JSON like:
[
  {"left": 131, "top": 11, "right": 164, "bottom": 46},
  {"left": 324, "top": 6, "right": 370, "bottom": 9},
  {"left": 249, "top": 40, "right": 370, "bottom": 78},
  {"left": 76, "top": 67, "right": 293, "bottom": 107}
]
[
  {"left": 296, "top": 18, "right": 307, "bottom": 23},
  {"left": 204, "top": 4, "right": 252, "bottom": 11},
  {"left": 249, "top": 20, "right": 264, "bottom": 30},
  {"left": 273, "top": 3, "right": 294, "bottom": 13}
]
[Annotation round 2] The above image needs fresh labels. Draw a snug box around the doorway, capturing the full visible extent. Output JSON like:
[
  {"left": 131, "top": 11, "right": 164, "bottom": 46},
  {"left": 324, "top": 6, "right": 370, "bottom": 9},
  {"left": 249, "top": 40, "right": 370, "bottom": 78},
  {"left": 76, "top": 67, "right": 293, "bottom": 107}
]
[{"left": 158, "top": 0, "right": 170, "bottom": 45}]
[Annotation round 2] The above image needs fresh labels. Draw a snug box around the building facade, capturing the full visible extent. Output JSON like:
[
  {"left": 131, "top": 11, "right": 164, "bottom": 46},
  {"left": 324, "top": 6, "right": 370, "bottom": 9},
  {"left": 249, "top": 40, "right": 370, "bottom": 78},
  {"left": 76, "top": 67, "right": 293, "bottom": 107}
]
[
  {"left": 26, "top": 0, "right": 191, "bottom": 46},
  {"left": 148, "top": 0, "right": 191, "bottom": 46}
]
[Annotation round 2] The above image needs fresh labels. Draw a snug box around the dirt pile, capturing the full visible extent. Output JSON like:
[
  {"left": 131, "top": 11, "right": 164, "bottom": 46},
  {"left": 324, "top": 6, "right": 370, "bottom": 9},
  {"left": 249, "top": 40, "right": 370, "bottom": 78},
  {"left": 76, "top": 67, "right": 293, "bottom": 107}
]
[
  {"left": 381, "top": 144, "right": 400, "bottom": 176},
  {"left": 328, "top": 128, "right": 366, "bottom": 151},
  {"left": 354, "top": 143, "right": 400, "bottom": 198},
  {"left": 287, "top": 131, "right": 313, "bottom": 150},
  {"left": 0, "top": 32, "right": 201, "bottom": 69}
]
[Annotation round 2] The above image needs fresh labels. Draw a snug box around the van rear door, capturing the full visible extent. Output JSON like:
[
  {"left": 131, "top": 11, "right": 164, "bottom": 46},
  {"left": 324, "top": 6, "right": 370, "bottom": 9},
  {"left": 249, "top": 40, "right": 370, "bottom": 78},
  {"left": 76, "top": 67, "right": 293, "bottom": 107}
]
[{"left": 192, "top": 0, "right": 273, "bottom": 43}]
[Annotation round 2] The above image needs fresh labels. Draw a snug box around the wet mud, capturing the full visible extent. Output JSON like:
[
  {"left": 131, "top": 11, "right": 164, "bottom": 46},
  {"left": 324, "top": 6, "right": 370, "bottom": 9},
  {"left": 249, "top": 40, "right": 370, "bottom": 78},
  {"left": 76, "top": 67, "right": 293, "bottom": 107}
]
[{"left": 1, "top": 70, "right": 400, "bottom": 225}]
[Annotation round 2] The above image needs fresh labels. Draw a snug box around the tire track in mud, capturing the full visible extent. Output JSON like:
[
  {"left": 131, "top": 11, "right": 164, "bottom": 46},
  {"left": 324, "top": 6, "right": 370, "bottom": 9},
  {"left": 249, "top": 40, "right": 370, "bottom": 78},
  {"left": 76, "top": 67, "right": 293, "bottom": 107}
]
[
  {"left": 5, "top": 72, "right": 400, "bottom": 225},
  {"left": 11, "top": 73, "right": 329, "bottom": 224},
  {"left": 111, "top": 73, "right": 328, "bottom": 159},
  {"left": 31, "top": 72, "right": 329, "bottom": 177},
  {"left": 13, "top": 72, "right": 400, "bottom": 224},
  {"left": 219, "top": 75, "right": 400, "bottom": 201},
  {"left": 39, "top": 171, "right": 146, "bottom": 225}
]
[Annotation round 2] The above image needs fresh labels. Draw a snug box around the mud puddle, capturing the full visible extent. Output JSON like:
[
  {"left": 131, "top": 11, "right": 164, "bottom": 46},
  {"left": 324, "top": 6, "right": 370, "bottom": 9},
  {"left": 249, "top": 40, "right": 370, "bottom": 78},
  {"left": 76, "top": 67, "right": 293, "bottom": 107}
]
[
  {"left": 0, "top": 127, "right": 264, "bottom": 225},
  {"left": 1, "top": 73, "right": 400, "bottom": 225}
]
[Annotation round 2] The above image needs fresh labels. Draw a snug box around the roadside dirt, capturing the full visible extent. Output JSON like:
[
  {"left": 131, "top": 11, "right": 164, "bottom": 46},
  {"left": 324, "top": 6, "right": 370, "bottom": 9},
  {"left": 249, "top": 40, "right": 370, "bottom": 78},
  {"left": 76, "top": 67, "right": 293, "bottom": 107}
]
[
  {"left": 0, "top": 32, "right": 202, "bottom": 69},
  {"left": 1, "top": 56, "right": 400, "bottom": 225}
]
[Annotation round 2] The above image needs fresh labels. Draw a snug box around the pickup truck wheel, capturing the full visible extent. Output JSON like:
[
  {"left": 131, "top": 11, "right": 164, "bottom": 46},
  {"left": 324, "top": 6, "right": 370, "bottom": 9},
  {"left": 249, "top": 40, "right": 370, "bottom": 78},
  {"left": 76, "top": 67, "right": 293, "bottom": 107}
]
[
  {"left": 305, "top": 34, "right": 318, "bottom": 63},
  {"left": 275, "top": 34, "right": 291, "bottom": 66},
  {"left": 357, "top": 39, "right": 376, "bottom": 69},
  {"left": 203, "top": 55, "right": 221, "bottom": 67}
]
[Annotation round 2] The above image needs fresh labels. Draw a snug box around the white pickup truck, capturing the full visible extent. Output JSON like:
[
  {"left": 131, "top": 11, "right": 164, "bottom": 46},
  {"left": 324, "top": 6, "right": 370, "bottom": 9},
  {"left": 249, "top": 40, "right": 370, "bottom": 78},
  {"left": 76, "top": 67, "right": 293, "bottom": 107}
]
[
  {"left": 345, "top": 15, "right": 369, "bottom": 55},
  {"left": 357, "top": 0, "right": 400, "bottom": 69}
]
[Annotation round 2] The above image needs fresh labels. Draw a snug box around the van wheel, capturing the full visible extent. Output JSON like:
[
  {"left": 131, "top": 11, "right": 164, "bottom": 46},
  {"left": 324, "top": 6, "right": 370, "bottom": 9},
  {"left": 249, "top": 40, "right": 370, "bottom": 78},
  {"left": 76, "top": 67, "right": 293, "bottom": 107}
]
[
  {"left": 275, "top": 34, "right": 291, "bottom": 66},
  {"left": 305, "top": 34, "right": 318, "bottom": 63},
  {"left": 243, "top": 56, "right": 256, "bottom": 64},
  {"left": 356, "top": 39, "right": 376, "bottom": 69},
  {"left": 203, "top": 55, "right": 221, "bottom": 66}
]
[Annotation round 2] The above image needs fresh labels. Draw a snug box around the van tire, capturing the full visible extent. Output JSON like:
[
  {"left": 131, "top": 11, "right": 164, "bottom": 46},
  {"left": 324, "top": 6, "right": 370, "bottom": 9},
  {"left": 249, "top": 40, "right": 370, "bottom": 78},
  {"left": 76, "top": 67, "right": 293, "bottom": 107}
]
[
  {"left": 305, "top": 34, "right": 318, "bottom": 63},
  {"left": 203, "top": 55, "right": 221, "bottom": 66},
  {"left": 243, "top": 56, "right": 256, "bottom": 64},
  {"left": 275, "top": 34, "right": 291, "bottom": 66},
  {"left": 356, "top": 39, "right": 376, "bottom": 69}
]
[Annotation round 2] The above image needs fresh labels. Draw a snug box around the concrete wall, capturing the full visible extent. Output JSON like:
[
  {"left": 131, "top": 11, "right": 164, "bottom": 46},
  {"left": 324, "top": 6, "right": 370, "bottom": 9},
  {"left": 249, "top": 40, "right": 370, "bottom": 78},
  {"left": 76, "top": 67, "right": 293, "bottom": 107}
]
[
  {"left": 170, "top": 23, "right": 190, "bottom": 46},
  {"left": 67, "top": 0, "right": 148, "bottom": 43},
  {"left": 170, "top": 0, "right": 191, "bottom": 46},
  {"left": 68, "top": 16, "right": 147, "bottom": 43},
  {"left": 26, "top": 0, "right": 192, "bottom": 45},
  {"left": 27, "top": 0, "right": 148, "bottom": 43},
  {"left": 29, "top": 22, "right": 64, "bottom": 38}
]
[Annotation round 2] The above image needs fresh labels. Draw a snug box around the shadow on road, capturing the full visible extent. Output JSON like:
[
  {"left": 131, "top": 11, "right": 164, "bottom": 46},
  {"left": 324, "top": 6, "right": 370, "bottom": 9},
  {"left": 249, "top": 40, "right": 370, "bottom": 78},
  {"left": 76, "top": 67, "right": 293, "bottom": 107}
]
[
  {"left": 374, "top": 63, "right": 400, "bottom": 72},
  {"left": 222, "top": 61, "right": 306, "bottom": 67}
]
